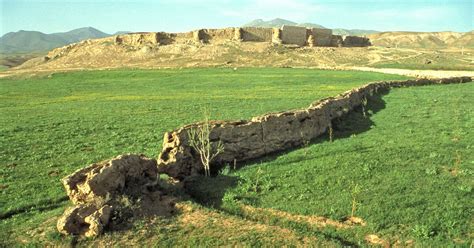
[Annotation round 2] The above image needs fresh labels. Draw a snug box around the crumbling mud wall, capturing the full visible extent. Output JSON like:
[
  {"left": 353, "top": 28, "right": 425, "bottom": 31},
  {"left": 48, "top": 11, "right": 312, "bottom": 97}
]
[
  {"left": 107, "top": 28, "right": 371, "bottom": 48},
  {"left": 115, "top": 32, "right": 160, "bottom": 46},
  {"left": 113, "top": 32, "right": 195, "bottom": 46},
  {"left": 191, "top": 28, "right": 237, "bottom": 43},
  {"left": 240, "top": 27, "right": 273, "bottom": 42},
  {"left": 343, "top": 36, "right": 371, "bottom": 47},
  {"left": 57, "top": 154, "right": 175, "bottom": 237},
  {"left": 203, "top": 28, "right": 236, "bottom": 42},
  {"left": 310, "top": 28, "right": 333, "bottom": 46},
  {"left": 272, "top": 28, "right": 282, "bottom": 44},
  {"left": 157, "top": 77, "right": 472, "bottom": 179},
  {"left": 330, "top": 35, "right": 344, "bottom": 47},
  {"left": 280, "top": 25, "right": 307, "bottom": 46},
  {"left": 193, "top": 29, "right": 206, "bottom": 43}
]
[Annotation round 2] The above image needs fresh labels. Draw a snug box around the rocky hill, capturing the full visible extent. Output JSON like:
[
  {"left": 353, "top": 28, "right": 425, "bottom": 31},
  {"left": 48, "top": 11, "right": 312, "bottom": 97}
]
[{"left": 369, "top": 31, "right": 474, "bottom": 48}]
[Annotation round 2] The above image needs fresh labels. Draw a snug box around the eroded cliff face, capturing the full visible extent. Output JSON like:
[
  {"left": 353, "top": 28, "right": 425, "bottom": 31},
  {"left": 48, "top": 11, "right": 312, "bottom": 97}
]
[{"left": 157, "top": 77, "right": 472, "bottom": 179}]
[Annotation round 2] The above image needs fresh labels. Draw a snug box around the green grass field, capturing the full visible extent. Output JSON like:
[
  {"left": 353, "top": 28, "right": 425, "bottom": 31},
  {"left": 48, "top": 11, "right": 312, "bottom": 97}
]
[
  {"left": 1, "top": 68, "right": 472, "bottom": 246},
  {"left": 191, "top": 82, "right": 473, "bottom": 246}
]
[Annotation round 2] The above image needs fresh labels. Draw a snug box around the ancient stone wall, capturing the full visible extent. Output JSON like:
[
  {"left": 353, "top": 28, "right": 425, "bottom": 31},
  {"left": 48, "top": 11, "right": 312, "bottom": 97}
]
[
  {"left": 280, "top": 25, "right": 307, "bottom": 46},
  {"left": 343, "top": 36, "right": 371, "bottom": 47},
  {"left": 310, "top": 28, "right": 333, "bottom": 46},
  {"left": 330, "top": 35, "right": 344, "bottom": 47},
  {"left": 175, "top": 31, "right": 194, "bottom": 39},
  {"left": 157, "top": 77, "right": 472, "bottom": 179},
  {"left": 115, "top": 32, "right": 160, "bottom": 46},
  {"left": 192, "top": 28, "right": 236, "bottom": 43},
  {"left": 110, "top": 28, "right": 371, "bottom": 47},
  {"left": 240, "top": 27, "right": 273, "bottom": 42},
  {"left": 193, "top": 29, "right": 205, "bottom": 43},
  {"left": 272, "top": 28, "right": 282, "bottom": 44}
]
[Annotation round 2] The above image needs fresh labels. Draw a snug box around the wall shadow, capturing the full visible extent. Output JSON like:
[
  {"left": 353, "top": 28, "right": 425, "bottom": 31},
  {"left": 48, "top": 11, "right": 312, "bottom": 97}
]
[
  {"left": 184, "top": 89, "right": 389, "bottom": 208},
  {"left": 183, "top": 174, "right": 240, "bottom": 208}
]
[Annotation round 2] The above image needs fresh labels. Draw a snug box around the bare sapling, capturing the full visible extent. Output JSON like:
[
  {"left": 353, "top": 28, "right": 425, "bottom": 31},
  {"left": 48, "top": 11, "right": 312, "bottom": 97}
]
[
  {"left": 329, "top": 123, "right": 334, "bottom": 142},
  {"left": 361, "top": 97, "right": 368, "bottom": 118},
  {"left": 188, "top": 111, "right": 224, "bottom": 177}
]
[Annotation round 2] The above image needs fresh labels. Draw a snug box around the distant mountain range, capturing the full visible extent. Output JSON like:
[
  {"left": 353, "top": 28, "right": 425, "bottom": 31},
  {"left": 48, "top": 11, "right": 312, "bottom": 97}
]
[
  {"left": 243, "top": 18, "right": 380, "bottom": 36},
  {"left": 0, "top": 27, "right": 113, "bottom": 53}
]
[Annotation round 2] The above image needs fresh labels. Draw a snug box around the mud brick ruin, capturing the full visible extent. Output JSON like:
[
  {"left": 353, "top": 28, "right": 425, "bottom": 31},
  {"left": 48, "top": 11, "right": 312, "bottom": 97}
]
[{"left": 113, "top": 25, "right": 371, "bottom": 47}]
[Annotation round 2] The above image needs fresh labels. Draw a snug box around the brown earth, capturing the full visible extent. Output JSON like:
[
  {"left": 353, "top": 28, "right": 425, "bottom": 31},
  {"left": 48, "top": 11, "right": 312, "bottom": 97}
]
[
  {"left": 57, "top": 154, "right": 177, "bottom": 237},
  {"left": 1, "top": 32, "right": 472, "bottom": 79},
  {"left": 368, "top": 31, "right": 474, "bottom": 48}
]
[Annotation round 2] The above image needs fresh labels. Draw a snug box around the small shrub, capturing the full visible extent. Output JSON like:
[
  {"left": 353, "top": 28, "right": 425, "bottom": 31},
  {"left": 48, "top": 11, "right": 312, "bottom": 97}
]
[
  {"left": 219, "top": 165, "right": 231, "bottom": 176},
  {"left": 412, "top": 224, "right": 435, "bottom": 238}
]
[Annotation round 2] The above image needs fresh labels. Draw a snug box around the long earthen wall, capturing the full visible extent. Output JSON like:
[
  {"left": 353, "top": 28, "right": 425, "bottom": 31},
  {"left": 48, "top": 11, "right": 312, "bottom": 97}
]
[
  {"left": 157, "top": 77, "right": 472, "bottom": 179},
  {"left": 280, "top": 25, "right": 308, "bottom": 46},
  {"left": 113, "top": 26, "right": 371, "bottom": 47},
  {"left": 240, "top": 27, "right": 273, "bottom": 42}
]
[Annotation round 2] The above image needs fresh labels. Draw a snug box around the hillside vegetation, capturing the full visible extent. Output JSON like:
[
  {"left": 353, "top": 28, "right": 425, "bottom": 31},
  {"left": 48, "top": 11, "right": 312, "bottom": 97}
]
[{"left": 0, "top": 68, "right": 409, "bottom": 246}]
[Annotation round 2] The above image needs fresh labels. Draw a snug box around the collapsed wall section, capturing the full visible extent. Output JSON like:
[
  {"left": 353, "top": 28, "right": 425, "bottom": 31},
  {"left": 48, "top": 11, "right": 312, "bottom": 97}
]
[
  {"left": 157, "top": 77, "right": 472, "bottom": 179},
  {"left": 330, "top": 35, "right": 344, "bottom": 47},
  {"left": 57, "top": 154, "right": 170, "bottom": 237},
  {"left": 343, "top": 36, "right": 371, "bottom": 47}
]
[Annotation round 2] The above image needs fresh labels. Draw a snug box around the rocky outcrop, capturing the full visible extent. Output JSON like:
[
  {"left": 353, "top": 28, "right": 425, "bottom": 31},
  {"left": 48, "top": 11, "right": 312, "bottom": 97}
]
[
  {"left": 157, "top": 77, "right": 472, "bottom": 179},
  {"left": 57, "top": 154, "right": 173, "bottom": 237}
]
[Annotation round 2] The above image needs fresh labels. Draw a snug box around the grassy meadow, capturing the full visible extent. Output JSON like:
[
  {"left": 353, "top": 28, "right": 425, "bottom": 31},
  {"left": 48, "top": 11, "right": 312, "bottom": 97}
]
[
  {"left": 1, "top": 68, "right": 472, "bottom": 246},
  {"left": 191, "top": 82, "right": 473, "bottom": 246}
]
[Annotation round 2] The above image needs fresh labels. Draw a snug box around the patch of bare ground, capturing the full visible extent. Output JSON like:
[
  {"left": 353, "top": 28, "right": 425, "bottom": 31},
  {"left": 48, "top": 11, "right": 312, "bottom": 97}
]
[
  {"left": 175, "top": 202, "right": 324, "bottom": 246},
  {"left": 348, "top": 66, "right": 474, "bottom": 79},
  {"left": 239, "top": 204, "right": 354, "bottom": 229}
]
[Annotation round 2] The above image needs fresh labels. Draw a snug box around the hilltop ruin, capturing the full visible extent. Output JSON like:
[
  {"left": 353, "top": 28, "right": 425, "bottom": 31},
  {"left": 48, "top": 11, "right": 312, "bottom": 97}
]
[{"left": 114, "top": 25, "right": 371, "bottom": 48}]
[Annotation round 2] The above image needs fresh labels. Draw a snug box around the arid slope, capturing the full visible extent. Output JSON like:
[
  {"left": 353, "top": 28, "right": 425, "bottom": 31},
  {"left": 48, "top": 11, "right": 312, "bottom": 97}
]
[
  {"left": 369, "top": 31, "right": 474, "bottom": 48},
  {"left": 2, "top": 31, "right": 473, "bottom": 78}
]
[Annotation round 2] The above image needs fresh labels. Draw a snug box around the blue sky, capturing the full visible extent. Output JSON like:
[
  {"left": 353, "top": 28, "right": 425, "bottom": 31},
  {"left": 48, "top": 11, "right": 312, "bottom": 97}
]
[{"left": 1, "top": 0, "right": 472, "bottom": 35}]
